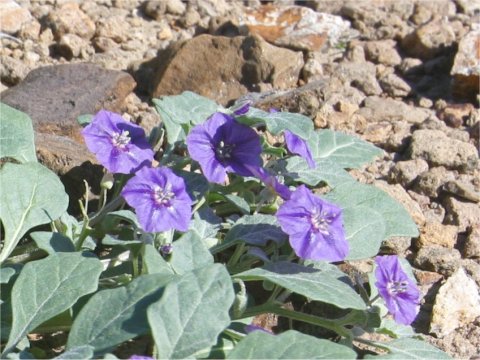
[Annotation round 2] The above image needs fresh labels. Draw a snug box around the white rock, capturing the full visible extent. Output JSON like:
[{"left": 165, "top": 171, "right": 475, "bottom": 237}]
[{"left": 430, "top": 267, "right": 480, "bottom": 337}]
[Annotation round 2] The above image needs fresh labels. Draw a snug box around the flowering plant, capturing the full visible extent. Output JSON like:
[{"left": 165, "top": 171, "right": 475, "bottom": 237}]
[{"left": 0, "top": 96, "right": 449, "bottom": 359}]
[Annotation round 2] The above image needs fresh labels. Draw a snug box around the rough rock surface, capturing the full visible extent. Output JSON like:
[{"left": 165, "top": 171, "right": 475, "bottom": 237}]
[
  {"left": 0, "top": 0, "right": 32, "bottom": 35},
  {"left": 150, "top": 34, "right": 303, "bottom": 105},
  {"left": 430, "top": 268, "right": 480, "bottom": 337}
]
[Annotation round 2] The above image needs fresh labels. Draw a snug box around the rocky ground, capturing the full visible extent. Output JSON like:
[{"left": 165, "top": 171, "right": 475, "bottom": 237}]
[{"left": 1, "top": 0, "right": 479, "bottom": 358}]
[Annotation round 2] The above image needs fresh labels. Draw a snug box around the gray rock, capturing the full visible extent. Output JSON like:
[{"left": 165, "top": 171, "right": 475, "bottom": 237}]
[
  {"left": 463, "top": 225, "right": 480, "bottom": 259},
  {"left": 363, "top": 40, "right": 402, "bottom": 66},
  {"left": 46, "top": 2, "right": 96, "bottom": 40},
  {"left": 414, "top": 166, "right": 456, "bottom": 198},
  {"left": 444, "top": 197, "right": 480, "bottom": 232},
  {"left": 399, "top": 57, "right": 424, "bottom": 75},
  {"left": 356, "top": 96, "right": 431, "bottom": 124},
  {"left": 56, "top": 34, "right": 90, "bottom": 59},
  {"left": 379, "top": 72, "right": 412, "bottom": 97},
  {"left": 150, "top": 34, "right": 304, "bottom": 106},
  {"left": 443, "top": 180, "right": 480, "bottom": 203},
  {"left": 423, "top": 201, "right": 446, "bottom": 223},
  {"left": 430, "top": 267, "right": 480, "bottom": 337},
  {"left": 414, "top": 245, "right": 462, "bottom": 276},
  {"left": 381, "top": 236, "right": 412, "bottom": 255},
  {"left": 166, "top": 0, "right": 186, "bottom": 15},
  {"left": 334, "top": 61, "right": 382, "bottom": 95},
  {"left": 0, "top": 55, "right": 30, "bottom": 86},
  {"left": 409, "top": 129, "right": 479, "bottom": 170},
  {"left": 143, "top": 0, "right": 167, "bottom": 20},
  {"left": 389, "top": 159, "right": 429, "bottom": 187},
  {"left": 462, "top": 259, "right": 480, "bottom": 287},
  {"left": 410, "top": 0, "right": 456, "bottom": 26},
  {"left": 401, "top": 19, "right": 456, "bottom": 60}
]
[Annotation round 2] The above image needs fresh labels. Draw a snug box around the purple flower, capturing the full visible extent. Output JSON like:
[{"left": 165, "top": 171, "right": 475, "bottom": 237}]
[
  {"left": 186, "top": 112, "right": 262, "bottom": 184},
  {"left": 247, "top": 165, "right": 291, "bottom": 200},
  {"left": 232, "top": 101, "right": 251, "bottom": 116},
  {"left": 375, "top": 255, "right": 420, "bottom": 325},
  {"left": 82, "top": 110, "right": 154, "bottom": 174},
  {"left": 121, "top": 167, "right": 192, "bottom": 233},
  {"left": 276, "top": 185, "right": 348, "bottom": 262},
  {"left": 284, "top": 130, "right": 316, "bottom": 169},
  {"left": 244, "top": 324, "right": 273, "bottom": 335},
  {"left": 129, "top": 356, "right": 154, "bottom": 360}
]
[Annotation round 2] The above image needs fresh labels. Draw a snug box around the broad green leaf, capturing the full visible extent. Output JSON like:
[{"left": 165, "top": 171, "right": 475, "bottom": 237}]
[
  {"left": 175, "top": 169, "right": 210, "bottom": 201},
  {"left": 376, "top": 319, "right": 415, "bottom": 339},
  {"left": 54, "top": 345, "right": 93, "bottom": 360},
  {"left": 194, "top": 334, "right": 236, "bottom": 359},
  {"left": 67, "top": 273, "right": 175, "bottom": 354},
  {"left": 309, "top": 130, "right": 383, "bottom": 169},
  {"left": 142, "top": 244, "right": 174, "bottom": 275},
  {"left": 76, "top": 114, "right": 94, "bottom": 126},
  {"left": 367, "top": 338, "right": 451, "bottom": 359},
  {"left": 324, "top": 182, "right": 418, "bottom": 238},
  {"left": 0, "top": 267, "right": 16, "bottom": 284},
  {"left": 227, "top": 330, "right": 356, "bottom": 359},
  {"left": 170, "top": 231, "right": 213, "bottom": 274},
  {"left": 0, "top": 103, "right": 36, "bottom": 163},
  {"left": 0, "top": 162, "right": 69, "bottom": 263},
  {"left": 153, "top": 91, "right": 220, "bottom": 144},
  {"left": 238, "top": 108, "right": 314, "bottom": 139},
  {"left": 189, "top": 207, "right": 221, "bottom": 247},
  {"left": 284, "top": 157, "right": 355, "bottom": 187},
  {"left": 342, "top": 206, "right": 387, "bottom": 260},
  {"left": 30, "top": 232, "right": 75, "bottom": 254},
  {"left": 2, "top": 253, "right": 102, "bottom": 356},
  {"left": 234, "top": 261, "right": 365, "bottom": 310},
  {"left": 148, "top": 264, "right": 234, "bottom": 359},
  {"left": 224, "top": 214, "right": 287, "bottom": 246},
  {"left": 105, "top": 210, "right": 141, "bottom": 229},
  {"left": 223, "top": 194, "right": 251, "bottom": 215}
]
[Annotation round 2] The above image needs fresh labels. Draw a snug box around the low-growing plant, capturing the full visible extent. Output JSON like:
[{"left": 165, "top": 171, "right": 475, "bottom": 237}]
[{"left": 0, "top": 93, "right": 450, "bottom": 359}]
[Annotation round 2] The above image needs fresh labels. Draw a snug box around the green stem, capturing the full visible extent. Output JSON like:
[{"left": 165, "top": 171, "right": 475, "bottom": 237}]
[
  {"left": 241, "top": 304, "right": 352, "bottom": 338},
  {"left": 227, "top": 243, "right": 246, "bottom": 269}
]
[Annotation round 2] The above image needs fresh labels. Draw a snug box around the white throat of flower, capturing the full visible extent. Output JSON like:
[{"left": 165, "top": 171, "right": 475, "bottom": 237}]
[
  {"left": 112, "top": 130, "right": 131, "bottom": 149},
  {"left": 387, "top": 280, "right": 408, "bottom": 295},
  {"left": 310, "top": 208, "right": 332, "bottom": 235},
  {"left": 153, "top": 185, "right": 175, "bottom": 207}
]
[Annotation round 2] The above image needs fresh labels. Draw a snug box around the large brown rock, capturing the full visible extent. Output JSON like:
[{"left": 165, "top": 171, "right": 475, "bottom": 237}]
[
  {"left": 150, "top": 34, "right": 303, "bottom": 106},
  {"left": 0, "top": 0, "right": 32, "bottom": 35},
  {"left": 0, "top": 63, "right": 136, "bottom": 212}
]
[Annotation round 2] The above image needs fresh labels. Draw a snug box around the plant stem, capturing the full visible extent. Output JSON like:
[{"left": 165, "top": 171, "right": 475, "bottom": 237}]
[{"left": 227, "top": 243, "right": 246, "bottom": 269}]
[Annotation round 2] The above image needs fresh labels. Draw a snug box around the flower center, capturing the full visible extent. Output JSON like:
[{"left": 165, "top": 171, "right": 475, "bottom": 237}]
[
  {"left": 112, "top": 130, "right": 131, "bottom": 149},
  {"left": 387, "top": 280, "right": 408, "bottom": 295},
  {"left": 310, "top": 208, "right": 331, "bottom": 235},
  {"left": 215, "top": 140, "right": 235, "bottom": 162},
  {"left": 152, "top": 185, "right": 175, "bottom": 207}
]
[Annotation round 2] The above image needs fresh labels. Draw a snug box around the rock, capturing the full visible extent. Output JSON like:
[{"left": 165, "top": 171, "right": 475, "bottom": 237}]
[
  {"left": 410, "top": 0, "right": 456, "bottom": 26},
  {"left": 463, "top": 225, "right": 480, "bottom": 259},
  {"left": 401, "top": 19, "right": 456, "bottom": 60},
  {"left": 364, "top": 40, "right": 402, "bottom": 66},
  {"left": 430, "top": 268, "right": 480, "bottom": 337},
  {"left": 423, "top": 201, "right": 446, "bottom": 224},
  {"left": 450, "top": 26, "right": 480, "bottom": 102},
  {"left": 409, "top": 129, "right": 479, "bottom": 170},
  {"left": 444, "top": 197, "right": 480, "bottom": 232},
  {"left": 378, "top": 72, "right": 412, "bottom": 97},
  {"left": 143, "top": 0, "right": 167, "bottom": 20},
  {"left": 166, "top": 0, "right": 186, "bottom": 15},
  {"left": 417, "top": 221, "right": 458, "bottom": 249},
  {"left": 414, "top": 166, "right": 456, "bottom": 198},
  {"left": 0, "top": 63, "right": 135, "bottom": 175},
  {"left": 92, "top": 36, "right": 118, "bottom": 53},
  {"left": 0, "top": 55, "right": 29, "bottom": 86},
  {"left": 414, "top": 245, "right": 462, "bottom": 276},
  {"left": 0, "top": 0, "right": 32, "bottom": 35},
  {"left": 414, "top": 268, "right": 444, "bottom": 287},
  {"left": 456, "top": 0, "right": 480, "bottom": 16},
  {"left": 95, "top": 15, "right": 130, "bottom": 43},
  {"left": 150, "top": 34, "right": 303, "bottom": 106},
  {"left": 381, "top": 236, "right": 412, "bottom": 255},
  {"left": 239, "top": 4, "right": 352, "bottom": 52},
  {"left": 334, "top": 61, "right": 382, "bottom": 96},
  {"left": 19, "top": 19, "right": 41, "bottom": 41},
  {"left": 462, "top": 259, "right": 480, "bottom": 288},
  {"left": 46, "top": 2, "right": 96, "bottom": 40},
  {"left": 443, "top": 180, "right": 480, "bottom": 203},
  {"left": 91, "top": 48, "right": 139, "bottom": 71},
  {"left": 438, "top": 103, "right": 475, "bottom": 128},
  {"left": 389, "top": 159, "right": 429, "bottom": 188},
  {"left": 356, "top": 96, "right": 431, "bottom": 124},
  {"left": 374, "top": 180, "right": 426, "bottom": 227},
  {"left": 56, "top": 34, "right": 90, "bottom": 59}
]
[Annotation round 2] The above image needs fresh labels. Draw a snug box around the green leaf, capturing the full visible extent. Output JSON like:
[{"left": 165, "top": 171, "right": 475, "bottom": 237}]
[
  {"left": 234, "top": 262, "right": 366, "bottom": 310},
  {"left": 170, "top": 231, "right": 214, "bottom": 274},
  {"left": 224, "top": 214, "right": 287, "bottom": 246},
  {"left": 0, "top": 267, "right": 16, "bottom": 284},
  {"left": 175, "top": 169, "right": 210, "bottom": 201},
  {"left": 76, "top": 114, "right": 94, "bottom": 127},
  {"left": 238, "top": 108, "right": 314, "bottom": 139},
  {"left": 54, "top": 345, "right": 94, "bottom": 360},
  {"left": 2, "top": 253, "right": 102, "bottom": 356},
  {"left": 0, "top": 103, "right": 36, "bottom": 163},
  {"left": 223, "top": 194, "right": 251, "bottom": 215},
  {"left": 342, "top": 206, "right": 387, "bottom": 260},
  {"left": 367, "top": 338, "right": 451, "bottom": 359},
  {"left": 309, "top": 130, "right": 383, "bottom": 169},
  {"left": 227, "top": 330, "right": 356, "bottom": 359},
  {"left": 189, "top": 207, "right": 221, "bottom": 248},
  {"left": 324, "top": 182, "right": 419, "bottom": 238},
  {"left": 105, "top": 210, "right": 141, "bottom": 229},
  {"left": 153, "top": 91, "right": 220, "bottom": 144},
  {"left": 30, "top": 232, "right": 75, "bottom": 254},
  {"left": 284, "top": 157, "right": 355, "bottom": 187},
  {"left": 148, "top": 264, "right": 234, "bottom": 359},
  {"left": 67, "top": 273, "right": 175, "bottom": 354},
  {"left": 142, "top": 244, "right": 174, "bottom": 275},
  {"left": 376, "top": 319, "right": 415, "bottom": 339},
  {"left": 0, "top": 162, "right": 69, "bottom": 263}
]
